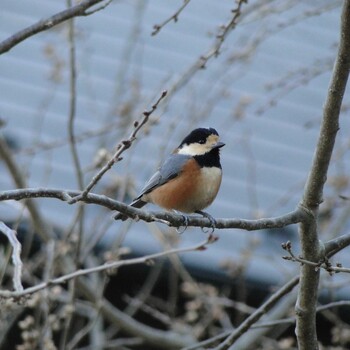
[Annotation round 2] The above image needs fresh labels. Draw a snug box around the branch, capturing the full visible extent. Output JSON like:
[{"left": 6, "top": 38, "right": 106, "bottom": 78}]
[
  {"left": 0, "top": 0, "right": 109, "bottom": 54},
  {"left": 190, "top": 299, "right": 350, "bottom": 350},
  {"left": 214, "top": 0, "right": 247, "bottom": 57},
  {"left": 213, "top": 276, "right": 299, "bottom": 350},
  {"left": 163, "top": 0, "right": 248, "bottom": 99},
  {"left": 0, "top": 187, "right": 303, "bottom": 230},
  {"left": 151, "top": 0, "right": 191, "bottom": 36},
  {"left": 296, "top": 2, "right": 350, "bottom": 348},
  {"left": 324, "top": 232, "right": 350, "bottom": 257},
  {"left": 77, "top": 278, "right": 195, "bottom": 349},
  {"left": 0, "top": 137, "right": 53, "bottom": 242},
  {"left": 67, "top": 11, "right": 83, "bottom": 191},
  {"left": 0, "top": 235, "right": 213, "bottom": 298},
  {"left": 0, "top": 222, "right": 23, "bottom": 292},
  {"left": 282, "top": 239, "right": 350, "bottom": 274},
  {"left": 68, "top": 90, "right": 167, "bottom": 204}
]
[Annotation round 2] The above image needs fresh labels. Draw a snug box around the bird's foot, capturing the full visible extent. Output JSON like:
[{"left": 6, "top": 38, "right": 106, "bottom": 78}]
[
  {"left": 195, "top": 210, "right": 216, "bottom": 234},
  {"left": 175, "top": 212, "right": 189, "bottom": 234}
]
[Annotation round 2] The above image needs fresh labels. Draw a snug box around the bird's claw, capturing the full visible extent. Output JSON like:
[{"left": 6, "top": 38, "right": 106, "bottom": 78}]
[
  {"left": 196, "top": 210, "right": 216, "bottom": 234},
  {"left": 176, "top": 214, "right": 189, "bottom": 234}
]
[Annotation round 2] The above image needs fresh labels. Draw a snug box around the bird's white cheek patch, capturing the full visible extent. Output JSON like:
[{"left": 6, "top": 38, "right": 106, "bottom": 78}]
[{"left": 178, "top": 143, "right": 208, "bottom": 156}]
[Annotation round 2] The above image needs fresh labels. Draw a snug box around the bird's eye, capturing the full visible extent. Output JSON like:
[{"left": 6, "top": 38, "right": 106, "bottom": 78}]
[{"left": 198, "top": 139, "right": 206, "bottom": 144}]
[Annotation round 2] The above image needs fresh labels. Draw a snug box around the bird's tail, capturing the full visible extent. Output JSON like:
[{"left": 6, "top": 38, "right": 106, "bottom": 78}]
[{"left": 114, "top": 199, "right": 147, "bottom": 221}]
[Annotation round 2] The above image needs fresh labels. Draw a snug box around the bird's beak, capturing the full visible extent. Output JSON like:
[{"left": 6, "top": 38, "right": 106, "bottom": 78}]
[{"left": 212, "top": 141, "right": 225, "bottom": 149}]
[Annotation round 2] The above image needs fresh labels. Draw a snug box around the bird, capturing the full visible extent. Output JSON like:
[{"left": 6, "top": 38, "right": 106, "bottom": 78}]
[{"left": 115, "top": 127, "right": 225, "bottom": 227}]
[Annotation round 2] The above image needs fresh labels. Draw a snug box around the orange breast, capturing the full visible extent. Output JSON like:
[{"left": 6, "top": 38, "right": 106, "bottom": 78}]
[{"left": 144, "top": 159, "right": 222, "bottom": 213}]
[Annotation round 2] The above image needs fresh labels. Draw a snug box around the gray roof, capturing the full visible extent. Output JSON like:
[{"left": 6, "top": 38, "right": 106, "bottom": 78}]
[{"left": 1, "top": 1, "right": 349, "bottom": 293}]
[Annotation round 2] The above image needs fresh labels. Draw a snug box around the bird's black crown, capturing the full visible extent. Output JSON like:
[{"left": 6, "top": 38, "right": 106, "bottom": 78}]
[{"left": 179, "top": 127, "right": 219, "bottom": 146}]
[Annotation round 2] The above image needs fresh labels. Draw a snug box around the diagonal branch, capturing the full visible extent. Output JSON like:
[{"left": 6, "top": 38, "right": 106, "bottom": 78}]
[
  {"left": 68, "top": 90, "right": 167, "bottom": 205},
  {"left": 213, "top": 276, "right": 299, "bottom": 350},
  {"left": 151, "top": 0, "right": 191, "bottom": 36},
  {"left": 0, "top": 236, "right": 213, "bottom": 298},
  {"left": 324, "top": 232, "right": 350, "bottom": 257},
  {"left": 0, "top": 0, "right": 109, "bottom": 54}
]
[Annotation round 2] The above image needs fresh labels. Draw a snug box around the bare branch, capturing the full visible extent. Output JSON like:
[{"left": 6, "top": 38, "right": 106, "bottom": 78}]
[
  {"left": 67, "top": 10, "right": 83, "bottom": 191},
  {"left": 296, "top": 2, "right": 350, "bottom": 349},
  {"left": 274, "top": 232, "right": 350, "bottom": 276},
  {"left": 0, "top": 236, "right": 213, "bottom": 298},
  {"left": 0, "top": 137, "right": 53, "bottom": 242},
  {"left": 212, "top": 276, "right": 299, "bottom": 350},
  {"left": 77, "top": 277, "right": 195, "bottom": 349},
  {"left": 68, "top": 90, "right": 167, "bottom": 204},
  {"left": 0, "top": 222, "right": 23, "bottom": 292},
  {"left": 214, "top": 0, "right": 248, "bottom": 57},
  {"left": 151, "top": 0, "right": 191, "bottom": 36},
  {"left": 282, "top": 241, "right": 321, "bottom": 267},
  {"left": 66, "top": 2, "right": 85, "bottom": 266},
  {"left": 0, "top": 187, "right": 303, "bottom": 230},
  {"left": 0, "top": 0, "right": 110, "bottom": 54},
  {"left": 163, "top": 0, "right": 248, "bottom": 99},
  {"left": 325, "top": 232, "right": 350, "bottom": 257}
]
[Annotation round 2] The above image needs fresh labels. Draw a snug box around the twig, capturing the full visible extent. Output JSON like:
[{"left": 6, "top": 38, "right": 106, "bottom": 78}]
[
  {"left": 0, "top": 235, "right": 212, "bottom": 298},
  {"left": 67, "top": 5, "right": 83, "bottom": 191},
  {"left": 61, "top": 3, "right": 83, "bottom": 347},
  {"left": 66, "top": 0, "right": 85, "bottom": 267},
  {"left": 78, "top": 275, "right": 195, "bottom": 348},
  {"left": 0, "top": 222, "right": 23, "bottom": 292},
  {"left": 162, "top": 0, "right": 248, "bottom": 101},
  {"left": 0, "top": 0, "right": 110, "bottom": 54},
  {"left": 85, "top": 0, "right": 113, "bottom": 15},
  {"left": 68, "top": 90, "right": 167, "bottom": 204},
  {"left": 0, "top": 137, "right": 52, "bottom": 242},
  {"left": 281, "top": 241, "right": 321, "bottom": 268},
  {"left": 211, "top": 276, "right": 299, "bottom": 350},
  {"left": 214, "top": 0, "right": 248, "bottom": 57},
  {"left": 0, "top": 187, "right": 303, "bottom": 230},
  {"left": 282, "top": 236, "right": 350, "bottom": 274},
  {"left": 322, "top": 263, "right": 350, "bottom": 274},
  {"left": 151, "top": 0, "right": 191, "bottom": 36},
  {"left": 184, "top": 296, "right": 350, "bottom": 350}
]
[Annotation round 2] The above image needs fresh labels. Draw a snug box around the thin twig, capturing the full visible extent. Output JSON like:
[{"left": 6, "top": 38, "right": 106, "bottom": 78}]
[
  {"left": 61, "top": 3, "right": 83, "bottom": 347},
  {"left": 211, "top": 276, "right": 299, "bottom": 350},
  {"left": 282, "top": 235, "right": 350, "bottom": 273},
  {"left": 214, "top": 0, "right": 248, "bottom": 57},
  {"left": 0, "top": 222, "right": 23, "bottom": 292},
  {"left": 66, "top": 0, "right": 85, "bottom": 268},
  {"left": 184, "top": 295, "right": 350, "bottom": 350},
  {"left": 68, "top": 90, "right": 167, "bottom": 204},
  {"left": 151, "top": 0, "right": 191, "bottom": 36},
  {"left": 0, "top": 235, "right": 213, "bottom": 298},
  {"left": 0, "top": 137, "right": 52, "bottom": 242},
  {"left": 281, "top": 241, "right": 321, "bottom": 268}
]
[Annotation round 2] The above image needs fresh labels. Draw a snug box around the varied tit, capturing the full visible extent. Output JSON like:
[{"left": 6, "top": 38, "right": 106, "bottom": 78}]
[{"left": 115, "top": 127, "right": 225, "bottom": 226}]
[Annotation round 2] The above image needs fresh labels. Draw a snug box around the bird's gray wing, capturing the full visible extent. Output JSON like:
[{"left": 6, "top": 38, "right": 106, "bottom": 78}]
[{"left": 134, "top": 153, "right": 191, "bottom": 200}]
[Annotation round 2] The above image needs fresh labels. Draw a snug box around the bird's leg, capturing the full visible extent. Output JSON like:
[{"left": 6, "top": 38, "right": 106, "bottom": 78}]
[{"left": 195, "top": 210, "right": 217, "bottom": 233}]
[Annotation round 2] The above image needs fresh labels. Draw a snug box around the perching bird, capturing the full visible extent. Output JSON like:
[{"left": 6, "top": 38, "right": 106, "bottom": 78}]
[{"left": 115, "top": 127, "right": 224, "bottom": 226}]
